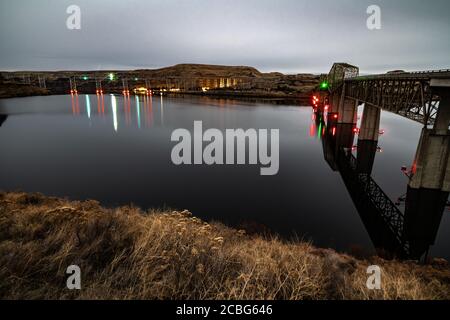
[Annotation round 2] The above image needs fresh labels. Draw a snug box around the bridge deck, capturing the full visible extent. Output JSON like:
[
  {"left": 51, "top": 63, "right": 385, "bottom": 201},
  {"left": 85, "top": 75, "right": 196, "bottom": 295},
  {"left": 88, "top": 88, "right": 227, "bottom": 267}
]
[
  {"left": 330, "top": 68, "right": 450, "bottom": 126},
  {"left": 346, "top": 70, "right": 450, "bottom": 82}
]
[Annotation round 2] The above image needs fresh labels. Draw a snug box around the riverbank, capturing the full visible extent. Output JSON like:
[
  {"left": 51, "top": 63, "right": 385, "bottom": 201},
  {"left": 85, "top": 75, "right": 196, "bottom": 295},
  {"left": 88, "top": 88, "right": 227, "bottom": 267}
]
[
  {"left": 0, "top": 87, "right": 311, "bottom": 105},
  {"left": 0, "top": 191, "right": 448, "bottom": 300},
  {"left": 0, "top": 83, "right": 49, "bottom": 99},
  {"left": 166, "top": 90, "right": 312, "bottom": 105}
]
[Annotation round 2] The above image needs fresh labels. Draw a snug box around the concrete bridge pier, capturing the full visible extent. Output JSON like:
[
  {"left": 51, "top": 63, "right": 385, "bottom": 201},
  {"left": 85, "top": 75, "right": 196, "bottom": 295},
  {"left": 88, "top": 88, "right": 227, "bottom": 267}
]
[
  {"left": 355, "top": 104, "right": 381, "bottom": 175},
  {"left": 433, "top": 85, "right": 450, "bottom": 134},
  {"left": 409, "top": 84, "right": 450, "bottom": 192},
  {"left": 409, "top": 128, "right": 450, "bottom": 191},
  {"left": 330, "top": 92, "right": 340, "bottom": 113},
  {"left": 359, "top": 104, "right": 381, "bottom": 141},
  {"left": 337, "top": 97, "right": 358, "bottom": 124},
  {"left": 404, "top": 85, "right": 450, "bottom": 259}
]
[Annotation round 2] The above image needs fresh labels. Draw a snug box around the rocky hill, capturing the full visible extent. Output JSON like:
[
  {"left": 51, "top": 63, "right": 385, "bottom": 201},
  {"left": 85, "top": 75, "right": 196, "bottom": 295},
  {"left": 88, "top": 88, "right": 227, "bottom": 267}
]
[{"left": 135, "top": 64, "right": 263, "bottom": 78}]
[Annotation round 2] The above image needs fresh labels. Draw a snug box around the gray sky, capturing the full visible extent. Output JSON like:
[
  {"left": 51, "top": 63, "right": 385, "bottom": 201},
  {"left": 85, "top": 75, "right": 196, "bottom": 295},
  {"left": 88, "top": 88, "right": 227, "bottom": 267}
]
[{"left": 1, "top": 0, "right": 449, "bottom": 74}]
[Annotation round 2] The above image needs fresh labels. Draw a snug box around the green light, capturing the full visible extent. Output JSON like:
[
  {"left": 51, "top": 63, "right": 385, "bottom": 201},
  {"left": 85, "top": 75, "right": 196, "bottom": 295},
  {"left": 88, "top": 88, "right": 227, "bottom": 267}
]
[
  {"left": 134, "top": 77, "right": 138, "bottom": 81},
  {"left": 318, "top": 121, "right": 322, "bottom": 139},
  {"left": 109, "top": 73, "right": 115, "bottom": 81},
  {"left": 82, "top": 76, "right": 88, "bottom": 80},
  {"left": 320, "top": 81, "right": 329, "bottom": 90}
]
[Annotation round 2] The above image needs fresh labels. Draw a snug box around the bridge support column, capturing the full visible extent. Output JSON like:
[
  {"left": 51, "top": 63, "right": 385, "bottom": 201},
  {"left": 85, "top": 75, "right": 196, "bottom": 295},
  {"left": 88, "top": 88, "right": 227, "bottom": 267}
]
[
  {"left": 432, "top": 85, "right": 450, "bottom": 135},
  {"left": 408, "top": 81, "right": 450, "bottom": 192},
  {"left": 338, "top": 97, "right": 358, "bottom": 124},
  {"left": 409, "top": 81, "right": 450, "bottom": 191},
  {"left": 330, "top": 93, "right": 340, "bottom": 113},
  {"left": 355, "top": 104, "right": 381, "bottom": 175},
  {"left": 404, "top": 88, "right": 450, "bottom": 258},
  {"left": 359, "top": 104, "right": 381, "bottom": 141},
  {"left": 409, "top": 128, "right": 450, "bottom": 191}
]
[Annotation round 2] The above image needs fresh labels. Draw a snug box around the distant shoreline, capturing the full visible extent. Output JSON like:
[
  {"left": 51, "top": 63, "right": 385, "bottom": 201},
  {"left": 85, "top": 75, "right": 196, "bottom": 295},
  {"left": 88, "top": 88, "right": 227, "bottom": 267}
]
[
  {"left": 0, "top": 63, "right": 320, "bottom": 102},
  {"left": 0, "top": 86, "right": 313, "bottom": 105}
]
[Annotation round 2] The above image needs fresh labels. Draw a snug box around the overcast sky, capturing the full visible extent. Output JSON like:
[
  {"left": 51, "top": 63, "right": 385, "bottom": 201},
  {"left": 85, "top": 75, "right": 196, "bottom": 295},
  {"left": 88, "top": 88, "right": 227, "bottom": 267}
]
[{"left": 0, "top": 0, "right": 449, "bottom": 74}]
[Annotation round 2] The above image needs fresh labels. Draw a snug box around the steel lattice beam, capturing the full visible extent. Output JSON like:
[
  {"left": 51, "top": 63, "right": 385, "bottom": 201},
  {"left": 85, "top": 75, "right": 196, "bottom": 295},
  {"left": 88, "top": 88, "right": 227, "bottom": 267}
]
[{"left": 327, "top": 67, "right": 450, "bottom": 126}]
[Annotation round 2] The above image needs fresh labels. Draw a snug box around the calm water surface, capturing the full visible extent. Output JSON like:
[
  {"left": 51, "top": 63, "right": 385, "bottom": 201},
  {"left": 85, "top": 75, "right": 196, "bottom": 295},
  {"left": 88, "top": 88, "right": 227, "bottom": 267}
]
[{"left": 0, "top": 94, "right": 448, "bottom": 258}]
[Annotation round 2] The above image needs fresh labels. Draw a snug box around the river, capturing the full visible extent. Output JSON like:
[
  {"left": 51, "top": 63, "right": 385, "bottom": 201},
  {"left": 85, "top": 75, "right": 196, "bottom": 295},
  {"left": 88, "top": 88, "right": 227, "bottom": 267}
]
[{"left": 0, "top": 94, "right": 448, "bottom": 259}]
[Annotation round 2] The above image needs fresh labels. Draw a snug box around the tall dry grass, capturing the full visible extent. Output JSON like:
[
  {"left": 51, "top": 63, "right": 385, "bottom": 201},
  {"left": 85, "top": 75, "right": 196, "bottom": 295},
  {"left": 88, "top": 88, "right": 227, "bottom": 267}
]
[{"left": 0, "top": 192, "right": 448, "bottom": 300}]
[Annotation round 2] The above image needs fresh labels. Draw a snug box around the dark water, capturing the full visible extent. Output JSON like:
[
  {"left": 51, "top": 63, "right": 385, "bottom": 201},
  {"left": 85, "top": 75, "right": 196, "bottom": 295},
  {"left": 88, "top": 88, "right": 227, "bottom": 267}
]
[{"left": 0, "top": 94, "right": 448, "bottom": 259}]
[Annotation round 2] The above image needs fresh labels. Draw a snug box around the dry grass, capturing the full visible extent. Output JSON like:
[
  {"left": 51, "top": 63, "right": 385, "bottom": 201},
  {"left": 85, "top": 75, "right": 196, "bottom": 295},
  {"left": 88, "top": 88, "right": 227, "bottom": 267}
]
[{"left": 0, "top": 192, "right": 448, "bottom": 300}]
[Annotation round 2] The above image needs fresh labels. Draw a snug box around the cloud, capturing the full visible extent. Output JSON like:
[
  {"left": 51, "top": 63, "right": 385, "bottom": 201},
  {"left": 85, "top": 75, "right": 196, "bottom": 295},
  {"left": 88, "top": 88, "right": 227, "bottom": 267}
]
[{"left": 0, "top": 0, "right": 449, "bottom": 73}]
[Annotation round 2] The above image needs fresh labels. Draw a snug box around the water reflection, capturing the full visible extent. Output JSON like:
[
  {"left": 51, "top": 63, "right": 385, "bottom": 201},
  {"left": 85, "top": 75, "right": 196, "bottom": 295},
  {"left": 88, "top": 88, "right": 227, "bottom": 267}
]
[
  {"left": 160, "top": 95, "right": 164, "bottom": 126},
  {"left": 97, "top": 94, "right": 105, "bottom": 115},
  {"left": 70, "top": 94, "right": 156, "bottom": 131},
  {"left": 85, "top": 95, "right": 91, "bottom": 119},
  {"left": 123, "top": 95, "right": 130, "bottom": 126},
  {"left": 146, "top": 95, "right": 153, "bottom": 127},
  {"left": 135, "top": 96, "right": 141, "bottom": 129},
  {"left": 0, "top": 114, "right": 7, "bottom": 127},
  {"left": 111, "top": 95, "right": 118, "bottom": 132},
  {"left": 71, "top": 94, "right": 80, "bottom": 115},
  {"left": 314, "top": 108, "right": 448, "bottom": 260}
]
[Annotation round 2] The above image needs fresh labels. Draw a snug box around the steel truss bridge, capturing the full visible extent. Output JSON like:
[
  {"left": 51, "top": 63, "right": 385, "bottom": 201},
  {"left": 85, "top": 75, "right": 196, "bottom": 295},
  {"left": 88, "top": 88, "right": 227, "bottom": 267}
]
[
  {"left": 327, "top": 63, "right": 450, "bottom": 126},
  {"left": 321, "top": 62, "right": 450, "bottom": 260}
]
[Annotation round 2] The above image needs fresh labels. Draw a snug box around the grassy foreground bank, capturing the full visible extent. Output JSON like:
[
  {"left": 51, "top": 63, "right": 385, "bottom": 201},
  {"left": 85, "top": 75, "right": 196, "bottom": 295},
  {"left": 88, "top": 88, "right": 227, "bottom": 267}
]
[{"left": 0, "top": 192, "right": 449, "bottom": 300}]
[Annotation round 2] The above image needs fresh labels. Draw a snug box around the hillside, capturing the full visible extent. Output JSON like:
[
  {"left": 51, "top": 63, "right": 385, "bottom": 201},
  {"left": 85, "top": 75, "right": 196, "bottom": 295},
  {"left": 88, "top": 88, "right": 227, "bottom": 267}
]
[{"left": 135, "top": 64, "right": 263, "bottom": 78}]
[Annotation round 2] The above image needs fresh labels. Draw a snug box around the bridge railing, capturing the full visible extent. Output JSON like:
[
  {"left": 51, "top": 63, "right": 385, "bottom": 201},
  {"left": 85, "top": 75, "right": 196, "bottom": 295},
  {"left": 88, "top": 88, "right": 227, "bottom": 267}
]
[
  {"left": 345, "top": 69, "right": 450, "bottom": 82},
  {"left": 409, "top": 69, "right": 450, "bottom": 74}
]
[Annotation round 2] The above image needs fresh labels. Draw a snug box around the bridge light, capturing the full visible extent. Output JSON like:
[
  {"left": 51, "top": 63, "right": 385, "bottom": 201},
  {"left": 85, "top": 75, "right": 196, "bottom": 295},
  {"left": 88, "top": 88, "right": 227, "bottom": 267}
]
[
  {"left": 320, "top": 81, "right": 329, "bottom": 90},
  {"left": 109, "top": 73, "right": 115, "bottom": 81},
  {"left": 82, "top": 76, "right": 88, "bottom": 80}
]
